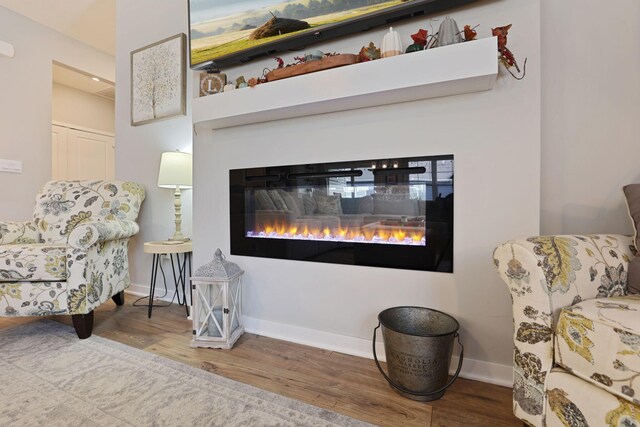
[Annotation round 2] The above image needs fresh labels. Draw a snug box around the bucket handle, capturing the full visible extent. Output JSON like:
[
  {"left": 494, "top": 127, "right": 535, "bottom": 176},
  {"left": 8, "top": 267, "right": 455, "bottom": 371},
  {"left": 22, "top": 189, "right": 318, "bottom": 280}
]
[{"left": 372, "top": 323, "right": 464, "bottom": 398}]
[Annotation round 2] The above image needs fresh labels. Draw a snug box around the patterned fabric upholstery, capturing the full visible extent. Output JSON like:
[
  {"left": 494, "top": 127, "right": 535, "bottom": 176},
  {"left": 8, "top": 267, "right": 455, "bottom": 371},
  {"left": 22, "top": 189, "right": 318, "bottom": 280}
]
[
  {"left": 33, "top": 180, "right": 144, "bottom": 244},
  {"left": 0, "top": 281, "right": 68, "bottom": 316},
  {"left": 0, "top": 221, "right": 39, "bottom": 245},
  {"left": 546, "top": 368, "right": 640, "bottom": 427},
  {"left": 0, "top": 180, "right": 145, "bottom": 317},
  {"left": 493, "top": 234, "right": 640, "bottom": 426},
  {"left": 0, "top": 244, "right": 66, "bottom": 281},
  {"left": 556, "top": 296, "right": 640, "bottom": 405}
]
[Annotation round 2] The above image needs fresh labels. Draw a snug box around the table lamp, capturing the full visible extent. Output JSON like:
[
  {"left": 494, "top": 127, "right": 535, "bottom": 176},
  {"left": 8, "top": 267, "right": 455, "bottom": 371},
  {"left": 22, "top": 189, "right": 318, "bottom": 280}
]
[{"left": 158, "top": 150, "right": 192, "bottom": 242}]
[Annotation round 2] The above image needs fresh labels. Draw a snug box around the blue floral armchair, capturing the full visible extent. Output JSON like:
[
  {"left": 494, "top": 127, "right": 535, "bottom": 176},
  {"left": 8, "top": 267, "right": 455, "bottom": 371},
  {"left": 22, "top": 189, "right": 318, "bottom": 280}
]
[{"left": 0, "top": 181, "right": 145, "bottom": 338}]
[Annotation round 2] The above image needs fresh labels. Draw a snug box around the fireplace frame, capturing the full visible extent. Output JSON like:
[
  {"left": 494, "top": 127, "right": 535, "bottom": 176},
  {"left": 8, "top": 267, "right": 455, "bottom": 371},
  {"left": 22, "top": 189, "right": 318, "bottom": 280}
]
[{"left": 229, "top": 155, "right": 453, "bottom": 272}]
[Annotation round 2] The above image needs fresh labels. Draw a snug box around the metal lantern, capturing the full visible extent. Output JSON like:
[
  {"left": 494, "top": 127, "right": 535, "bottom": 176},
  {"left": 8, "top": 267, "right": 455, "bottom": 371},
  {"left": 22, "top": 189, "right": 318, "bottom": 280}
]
[{"left": 190, "top": 249, "right": 244, "bottom": 349}]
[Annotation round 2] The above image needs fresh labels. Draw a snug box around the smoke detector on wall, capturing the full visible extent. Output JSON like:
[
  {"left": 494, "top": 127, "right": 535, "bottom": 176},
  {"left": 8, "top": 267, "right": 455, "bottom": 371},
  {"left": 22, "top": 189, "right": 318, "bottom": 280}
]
[{"left": 0, "top": 40, "right": 14, "bottom": 58}]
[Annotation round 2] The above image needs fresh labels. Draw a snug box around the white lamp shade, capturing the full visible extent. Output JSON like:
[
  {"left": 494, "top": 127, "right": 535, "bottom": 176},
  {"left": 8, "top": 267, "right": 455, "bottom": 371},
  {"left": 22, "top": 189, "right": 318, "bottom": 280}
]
[{"left": 158, "top": 151, "right": 192, "bottom": 189}]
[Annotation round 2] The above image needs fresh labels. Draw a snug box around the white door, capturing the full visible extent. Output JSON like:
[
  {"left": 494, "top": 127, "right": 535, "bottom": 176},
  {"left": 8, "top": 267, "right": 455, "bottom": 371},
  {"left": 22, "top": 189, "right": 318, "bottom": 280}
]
[
  {"left": 52, "top": 125, "right": 115, "bottom": 180},
  {"left": 51, "top": 125, "right": 68, "bottom": 180}
]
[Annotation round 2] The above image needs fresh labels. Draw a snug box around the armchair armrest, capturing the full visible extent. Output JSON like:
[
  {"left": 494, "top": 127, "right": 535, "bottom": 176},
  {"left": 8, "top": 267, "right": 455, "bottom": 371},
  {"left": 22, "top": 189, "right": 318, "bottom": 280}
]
[
  {"left": 0, "top": 221, "right": 39, "bottom": 244},
  {"left": 493, "top": 234, "right": 634, "bottom": 422},
  {"left": 68, "top": 220, "right": 140, "bottom": 250}
]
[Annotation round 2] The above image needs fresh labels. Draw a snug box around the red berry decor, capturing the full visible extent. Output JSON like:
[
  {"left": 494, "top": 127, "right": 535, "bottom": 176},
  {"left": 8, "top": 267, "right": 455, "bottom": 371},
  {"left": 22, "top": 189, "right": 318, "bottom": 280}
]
[{"left": 491, "top": 24, "right": 526, "bottom": 80}]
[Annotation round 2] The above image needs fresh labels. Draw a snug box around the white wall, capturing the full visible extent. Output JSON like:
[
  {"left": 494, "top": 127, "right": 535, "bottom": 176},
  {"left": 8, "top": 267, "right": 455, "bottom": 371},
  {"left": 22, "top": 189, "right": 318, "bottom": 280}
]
[
  {"left": 52, "top": 83, "right": 115, "bottom": 134},
  {"left": 192, "top": 0, "right": 540, "bottom": 384},
  {"left": 113, "top": 0, "right": 640, "bottom": 385},
  {"left": 540, "top": 0, "right": 640, "bottom": 235},
  {"left": 0, "top": 6, "right": 115, "bottom": 220},
  {"left": 115, "top": 1, "right": 193, "bottom": 290}
]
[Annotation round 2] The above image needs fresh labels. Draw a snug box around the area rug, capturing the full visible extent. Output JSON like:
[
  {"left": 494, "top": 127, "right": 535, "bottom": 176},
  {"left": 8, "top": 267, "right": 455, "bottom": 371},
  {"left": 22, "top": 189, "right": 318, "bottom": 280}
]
[{"left": 0, "top": 321, "right": 371, "bottom": 427}]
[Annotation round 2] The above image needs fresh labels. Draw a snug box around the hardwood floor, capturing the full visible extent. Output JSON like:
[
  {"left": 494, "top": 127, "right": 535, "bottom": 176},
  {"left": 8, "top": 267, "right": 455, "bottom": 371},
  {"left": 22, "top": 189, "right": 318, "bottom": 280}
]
[{"left": 0, "top": 297, "right": 519, "bottom": 426}]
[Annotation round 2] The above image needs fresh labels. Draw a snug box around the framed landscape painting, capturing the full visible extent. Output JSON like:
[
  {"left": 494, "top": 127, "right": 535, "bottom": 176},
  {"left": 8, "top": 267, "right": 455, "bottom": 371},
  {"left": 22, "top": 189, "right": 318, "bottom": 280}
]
[{"left": 131, "top": 33, "right": 186, "bottom": 126}]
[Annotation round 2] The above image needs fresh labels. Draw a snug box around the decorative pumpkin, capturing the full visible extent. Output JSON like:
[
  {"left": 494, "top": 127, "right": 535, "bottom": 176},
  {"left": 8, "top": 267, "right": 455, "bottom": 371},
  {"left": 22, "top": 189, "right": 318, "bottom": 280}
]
[
  {"left": 223, "top": 82, "right": 236, "bottom": 92},
  {"left": 236, "top": 76, "right": 248, "bottom": 89},
  {"left": 381, "top": 27, "right": 402, "bottom": 58},
  {"left": 405, "top": 44, "right": 423, "bottom": 53},
  {"left": 435, "top": 17, "right": 463, "bottom": 47},
  {"left": 406, "top": 28, "right": 429, "bottom": 53},
  {"left": 304, "top": 49, "right": 324, "bottom": 62}
]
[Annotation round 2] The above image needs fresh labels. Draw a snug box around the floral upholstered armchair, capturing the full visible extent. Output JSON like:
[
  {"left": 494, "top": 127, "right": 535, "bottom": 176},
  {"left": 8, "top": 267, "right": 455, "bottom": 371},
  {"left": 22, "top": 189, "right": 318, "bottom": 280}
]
[
  {"left": 0, "top": 181, "right": 145, "bottom": 338},
  {"left": 494, "top": 235, "right": 640, "bottom": 426}
]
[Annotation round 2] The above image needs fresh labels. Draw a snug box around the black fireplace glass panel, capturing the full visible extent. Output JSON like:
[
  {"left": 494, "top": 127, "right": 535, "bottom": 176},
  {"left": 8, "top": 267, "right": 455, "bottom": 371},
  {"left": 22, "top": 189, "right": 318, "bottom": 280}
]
[{"left": 230, "top": 155, "right": 453, "bottom": 272}]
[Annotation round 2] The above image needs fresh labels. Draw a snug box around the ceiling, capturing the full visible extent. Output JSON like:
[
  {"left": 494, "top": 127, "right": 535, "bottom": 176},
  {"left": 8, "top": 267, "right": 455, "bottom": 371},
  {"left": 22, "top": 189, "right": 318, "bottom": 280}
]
[
  {"left": 53, "top": 62, "right": 115, "bottom": 100},
  {"left": 0, "top": 0, "right": 116, "bottom": 98},
  {"left": 0, "top": 0, "right": 115, "bottom": 55}
]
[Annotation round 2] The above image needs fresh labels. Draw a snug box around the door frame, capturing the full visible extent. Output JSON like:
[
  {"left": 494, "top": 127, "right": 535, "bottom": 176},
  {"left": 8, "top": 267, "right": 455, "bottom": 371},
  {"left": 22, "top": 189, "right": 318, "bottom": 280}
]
[{"left": 52, "top": 120, "right": 115, "bottom": 138}]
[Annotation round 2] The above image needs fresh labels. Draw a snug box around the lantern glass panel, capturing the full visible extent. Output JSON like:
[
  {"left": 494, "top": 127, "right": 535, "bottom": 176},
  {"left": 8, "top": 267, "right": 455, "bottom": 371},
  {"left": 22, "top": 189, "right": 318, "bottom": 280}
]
[
  {"left": 229, "top": 278, "right": 241, "bottom": 334},
  {"left": 195, "top": 282, "right": 224, "bottom": 338},
  {"left": 210, "top": 284, "right": 224, "bottom": 338}
]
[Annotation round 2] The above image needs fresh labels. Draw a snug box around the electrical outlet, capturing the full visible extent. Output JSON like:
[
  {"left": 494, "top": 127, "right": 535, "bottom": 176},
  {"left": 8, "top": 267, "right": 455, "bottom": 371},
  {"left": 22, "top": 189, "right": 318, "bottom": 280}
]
[{"left": 0, "top": 159, "right": 22, "bottom": 173}]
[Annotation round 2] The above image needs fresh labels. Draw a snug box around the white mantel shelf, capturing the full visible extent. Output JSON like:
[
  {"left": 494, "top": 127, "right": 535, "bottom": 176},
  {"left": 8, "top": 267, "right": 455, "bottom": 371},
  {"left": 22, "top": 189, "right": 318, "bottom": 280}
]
[{"left": 193, "top": 37, "right": 498, "bottom": 130}]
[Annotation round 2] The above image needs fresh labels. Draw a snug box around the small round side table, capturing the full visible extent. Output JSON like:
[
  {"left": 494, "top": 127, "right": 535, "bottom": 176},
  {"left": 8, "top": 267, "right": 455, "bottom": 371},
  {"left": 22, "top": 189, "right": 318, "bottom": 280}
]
[{"left": 143, "top": 241, "right": 192, "bottom": 318}]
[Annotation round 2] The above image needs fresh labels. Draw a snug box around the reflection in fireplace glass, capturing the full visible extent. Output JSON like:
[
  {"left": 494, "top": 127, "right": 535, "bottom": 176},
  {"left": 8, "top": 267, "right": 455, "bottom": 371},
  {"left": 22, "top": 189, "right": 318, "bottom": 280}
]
[{"left": 230, "top": 155, "right": 453, "bottom": 272}]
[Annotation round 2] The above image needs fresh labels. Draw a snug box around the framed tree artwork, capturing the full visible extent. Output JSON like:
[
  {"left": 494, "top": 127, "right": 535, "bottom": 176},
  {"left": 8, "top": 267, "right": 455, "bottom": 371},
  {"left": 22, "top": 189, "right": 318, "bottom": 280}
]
[{"left": 131, "top": 33, "right": 186, "bottom": 126}]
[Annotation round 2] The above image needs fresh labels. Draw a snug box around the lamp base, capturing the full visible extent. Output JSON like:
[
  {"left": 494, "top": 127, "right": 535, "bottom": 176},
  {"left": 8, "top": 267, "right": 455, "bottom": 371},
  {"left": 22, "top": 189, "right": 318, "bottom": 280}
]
[{"left": 168, "top": 187, "right": 190, "bottom": 244}]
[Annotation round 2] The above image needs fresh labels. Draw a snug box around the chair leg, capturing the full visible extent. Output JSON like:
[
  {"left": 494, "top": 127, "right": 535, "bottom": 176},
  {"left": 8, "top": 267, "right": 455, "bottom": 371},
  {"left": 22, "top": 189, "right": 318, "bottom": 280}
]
[
  {"left": 111, "top": 290, "right": 125, "bottom": 306},
  {"left": 71, "top": 311, "right": 94, "bottom": 339}
]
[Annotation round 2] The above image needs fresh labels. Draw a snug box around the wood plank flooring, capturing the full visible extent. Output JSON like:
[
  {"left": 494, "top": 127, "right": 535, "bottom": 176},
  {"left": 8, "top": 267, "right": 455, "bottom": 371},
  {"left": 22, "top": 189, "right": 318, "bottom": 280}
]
[{"left": 0, "top": 296, "right": 519, "bottom": 426}]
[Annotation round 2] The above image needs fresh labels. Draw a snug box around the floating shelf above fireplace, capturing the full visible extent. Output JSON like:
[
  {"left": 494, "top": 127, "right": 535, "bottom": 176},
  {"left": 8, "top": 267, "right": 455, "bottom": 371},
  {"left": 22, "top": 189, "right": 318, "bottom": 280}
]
[{"left": 193, "top": 37, "right": 498, "bottom": 130}]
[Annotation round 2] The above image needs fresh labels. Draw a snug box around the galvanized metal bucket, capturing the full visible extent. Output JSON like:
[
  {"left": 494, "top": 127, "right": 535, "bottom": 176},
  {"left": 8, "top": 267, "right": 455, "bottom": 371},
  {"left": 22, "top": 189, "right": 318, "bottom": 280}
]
[{"left": 373, "top": 306, "right": 463, "bottom": 401}]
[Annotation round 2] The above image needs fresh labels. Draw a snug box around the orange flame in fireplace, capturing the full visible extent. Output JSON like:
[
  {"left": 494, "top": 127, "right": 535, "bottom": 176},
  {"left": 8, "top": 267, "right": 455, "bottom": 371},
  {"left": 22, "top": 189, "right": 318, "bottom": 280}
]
[{"left": 250, "top": 218, "right": 426, "bottom": 245}]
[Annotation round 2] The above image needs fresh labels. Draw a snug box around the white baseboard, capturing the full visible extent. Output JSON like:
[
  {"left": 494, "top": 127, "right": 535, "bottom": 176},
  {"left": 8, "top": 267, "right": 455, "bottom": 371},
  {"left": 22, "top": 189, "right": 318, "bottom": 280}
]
[
  {"left": 243, "top": 315, "right": 513, "bottom": 387},
  {"left": 126, "top": 284, "right": 512, "bottom": 387},
  {"left": 451, "top": 355, "right": 513, "bottom": 387},
  {"left": 126, "top": 283, "right": 150, "bottom": 298}
]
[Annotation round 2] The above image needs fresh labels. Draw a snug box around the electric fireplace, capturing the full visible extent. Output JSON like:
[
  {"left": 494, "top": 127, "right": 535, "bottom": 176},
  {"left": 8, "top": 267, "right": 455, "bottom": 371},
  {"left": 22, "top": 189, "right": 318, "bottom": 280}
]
[{"left": 230, "top": 155, "right": 453, "bottom": 271}]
